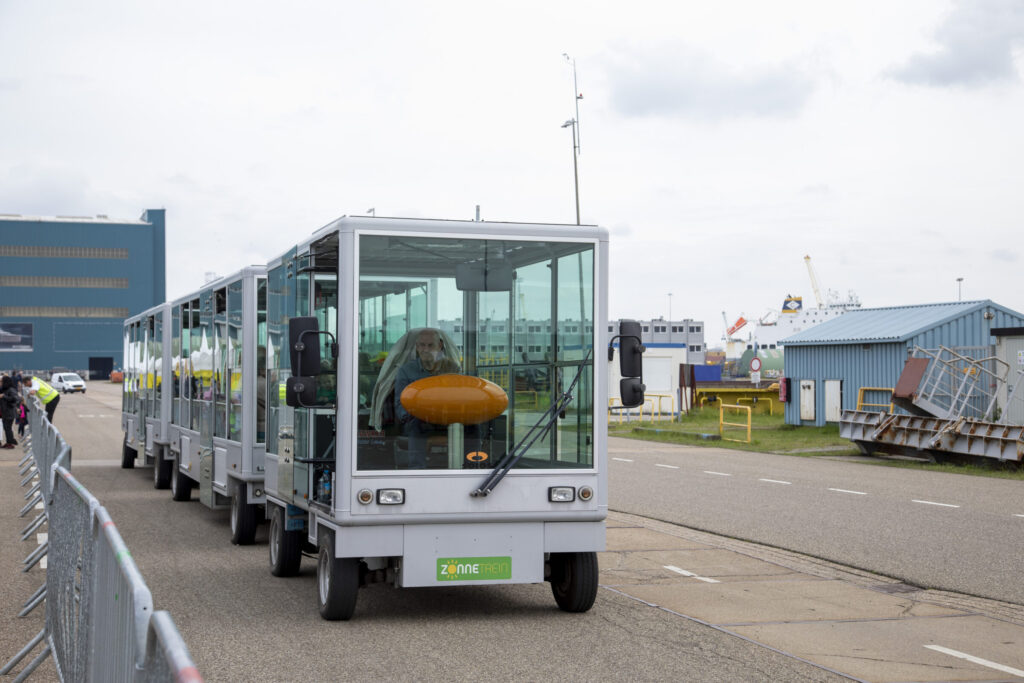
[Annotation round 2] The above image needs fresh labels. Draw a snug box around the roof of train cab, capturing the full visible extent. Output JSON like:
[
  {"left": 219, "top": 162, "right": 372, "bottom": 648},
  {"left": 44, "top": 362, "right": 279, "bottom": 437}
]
[
  {"left": 168, "top": 264, "right": 267, "bottom": 307},
  {"left": 264, "top": 215, "right": 609, "bottom": 267}
]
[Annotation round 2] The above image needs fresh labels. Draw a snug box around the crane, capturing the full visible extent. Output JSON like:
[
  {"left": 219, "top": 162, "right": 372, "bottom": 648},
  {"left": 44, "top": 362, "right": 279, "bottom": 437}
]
[{"left": 804, "top": 255, "right": 824, "bottom": 308}]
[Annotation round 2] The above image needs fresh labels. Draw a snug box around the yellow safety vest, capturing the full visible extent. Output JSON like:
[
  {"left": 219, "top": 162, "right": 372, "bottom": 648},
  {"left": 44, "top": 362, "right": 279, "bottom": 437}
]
[{"left": 34, "top": 378, "right": 58, "bottom": 404}]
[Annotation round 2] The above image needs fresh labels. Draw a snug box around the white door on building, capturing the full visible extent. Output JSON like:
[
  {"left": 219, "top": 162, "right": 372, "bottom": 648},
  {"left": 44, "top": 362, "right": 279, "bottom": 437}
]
[
  {"left": 825, "top": 380, "right": 842, "bottom": 423},
  {"left": 799, "top": 380, "right": 815, "bottom": 420}
]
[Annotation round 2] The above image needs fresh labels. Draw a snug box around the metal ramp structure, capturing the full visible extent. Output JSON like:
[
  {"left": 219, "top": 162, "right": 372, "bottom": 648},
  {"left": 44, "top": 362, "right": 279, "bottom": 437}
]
[{"left": 839, "top": 346, "right": 1024, "bottom": 464}]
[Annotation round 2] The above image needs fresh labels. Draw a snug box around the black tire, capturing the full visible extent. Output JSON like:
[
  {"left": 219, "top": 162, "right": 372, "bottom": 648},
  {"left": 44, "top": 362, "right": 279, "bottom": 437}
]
[
  {"left": 317, "top": 532, "right": 359, "bottom": 621},
  {"left": 550, "top": 552, "right": 599, "bottom": 613},
  {"left": 121, "top": 437, "right": 136, "bottom": 469},
  {"left": 170, "top": 455, "right": 192, "bottom": 501},
  {"left": 153, "top": 447, "right": 172, "bottom": 489},
  {"left": 268, "top": 505, "right": 303, "bottom": 577},
  {"left": 230, "top": 483, "right": 258, "bottom": 545}
]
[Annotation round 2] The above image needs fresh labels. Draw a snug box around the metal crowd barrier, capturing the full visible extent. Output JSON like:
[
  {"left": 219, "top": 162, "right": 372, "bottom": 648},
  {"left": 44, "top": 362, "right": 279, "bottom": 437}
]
[{"left": 3, "top": 397, "right": 202, "bottom": 682}]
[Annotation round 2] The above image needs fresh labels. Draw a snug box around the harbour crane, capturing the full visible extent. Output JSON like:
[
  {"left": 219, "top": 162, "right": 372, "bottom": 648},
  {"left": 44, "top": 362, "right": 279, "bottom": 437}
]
[{"left": 804, "top": 255, "right": 824, "bottom": 308}]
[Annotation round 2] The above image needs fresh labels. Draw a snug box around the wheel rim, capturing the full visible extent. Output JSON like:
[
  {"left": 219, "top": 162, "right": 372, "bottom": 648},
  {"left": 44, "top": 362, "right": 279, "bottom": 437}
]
[
  {"left": 318, "top": 550, "right": 330, "bottom": 604},
  {"left": 269, "top": 514, "right": 280, "bottom": 566}
]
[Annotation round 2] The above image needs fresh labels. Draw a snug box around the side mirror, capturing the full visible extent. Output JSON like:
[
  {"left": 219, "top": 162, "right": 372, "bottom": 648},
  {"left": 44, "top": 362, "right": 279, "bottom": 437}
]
[
  {"left": 285, "top": 375, "right": 317, "bottom": 407},
  {"left": 615, "top": 319, "right": 645, "bottom": 408},
  {"left": 289, "top": 317, "right": 321, "bottom": 377}
]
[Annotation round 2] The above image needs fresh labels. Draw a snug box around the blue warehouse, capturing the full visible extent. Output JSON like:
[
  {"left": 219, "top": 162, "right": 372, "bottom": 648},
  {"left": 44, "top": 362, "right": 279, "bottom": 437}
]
[
  {"left": 0, "top": 209, "right": 165, "bottom": 378},
  {"left": 781, "top": 300, "right": 1024, "bottom": 426}
]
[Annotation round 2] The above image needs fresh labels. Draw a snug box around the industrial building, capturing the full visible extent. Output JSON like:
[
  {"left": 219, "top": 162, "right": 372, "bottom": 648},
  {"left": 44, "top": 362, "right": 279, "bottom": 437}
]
[
  {"left": 780, "top": 300, "right": 1024, "bottom": 426},
  {"left": 0, "top": 209, "right": 165, "bottom": 378}
]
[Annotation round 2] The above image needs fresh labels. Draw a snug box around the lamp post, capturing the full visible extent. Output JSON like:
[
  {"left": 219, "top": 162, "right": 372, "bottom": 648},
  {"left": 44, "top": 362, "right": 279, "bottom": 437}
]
[
  {"left": 957, "top": 277, "right": 963, "bottom": 301},
  {"left": 562, "top": 53, "right": 583, "bottom": 225},
  {"left": 561, "top": 119, "right": 580, "bottom": 224},
  {"left": 668, "top": 293, "right": 673, "bottom": 340}
]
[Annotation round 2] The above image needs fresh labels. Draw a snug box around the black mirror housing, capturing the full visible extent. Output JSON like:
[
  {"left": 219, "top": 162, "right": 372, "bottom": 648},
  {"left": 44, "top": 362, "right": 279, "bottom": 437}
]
[
  {"left": 285, "top": 376, "right": 318, "bottom": 407},
  {"left": 618, "top": 319, "right": 644, "bottom": 378},
  {"left": 289, "top": 317, "right": 321, "bottom": 376},
  {"left": 620, "top": 378, "right": 646, "bottom": 408}
]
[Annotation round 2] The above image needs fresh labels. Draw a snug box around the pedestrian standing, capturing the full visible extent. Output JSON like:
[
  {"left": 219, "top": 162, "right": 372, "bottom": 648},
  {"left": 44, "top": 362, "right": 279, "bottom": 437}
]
[
  {"left": 22, "top": 375, "right": 60, "bottom": 423},
  {"left": 1, "top": 375, "right": 19, "bottom": 448}
]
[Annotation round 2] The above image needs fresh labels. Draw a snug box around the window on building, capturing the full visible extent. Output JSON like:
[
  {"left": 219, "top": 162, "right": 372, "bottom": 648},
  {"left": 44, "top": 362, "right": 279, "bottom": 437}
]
[
  {"left": 0, "top": 245, "right": 129, "bottom": 259},
  {"left": 0, "top": 306, "right": 130, "bottom": 318},
  {"left": 0, "top": 276, "right": 129, "bottom": 288}
]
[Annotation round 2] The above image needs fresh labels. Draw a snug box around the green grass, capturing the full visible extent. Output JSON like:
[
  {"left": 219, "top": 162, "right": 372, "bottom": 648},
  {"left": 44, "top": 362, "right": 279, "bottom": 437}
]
[
  {"left": 607, "top": 407, "right": 855, "bottom": 456},
  {"left": 606, "top": 407, "right": 1024, "bottom": 480}
]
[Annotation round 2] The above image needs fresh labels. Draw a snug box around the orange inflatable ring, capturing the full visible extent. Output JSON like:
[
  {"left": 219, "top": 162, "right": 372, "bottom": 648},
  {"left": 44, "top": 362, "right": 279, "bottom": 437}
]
[{"left": 400, "top": 375, "right": 508, "bottom": 425}]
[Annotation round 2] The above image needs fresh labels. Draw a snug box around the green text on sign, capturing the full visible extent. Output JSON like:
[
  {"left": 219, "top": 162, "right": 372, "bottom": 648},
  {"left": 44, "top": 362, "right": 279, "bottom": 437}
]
[{"left": 437, "top": 556, "right": 512, "bottom": 581}]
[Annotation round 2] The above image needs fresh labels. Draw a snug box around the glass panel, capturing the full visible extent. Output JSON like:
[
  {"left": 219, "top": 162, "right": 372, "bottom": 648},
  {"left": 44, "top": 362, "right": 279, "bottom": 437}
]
[
  {"left": 313, "top": 273, "right": 338, "bottom": 404},
  {"left": 256, "top": 278, "right": 267, "bottom": 444},
  {"left": 179, "top": 303, "right": 191, "bottom": 427},
  {"left": 193, "top": 293, "right": 212, "bottom": 434},
  {"left": 357, "top": 235, "right": 594, "bottom": 472},
  {"left": 228, "top": 280, "right": 243, "bottom": 441},
  {"left": 171, "top": 306, "right": 180, "bottom": 424},
  {"left": 266, "top": 256, "right": 296, "bottom": 457},
  {"left": 153, "top": 312, "right": 163, "bottom": 419},
  {"left": 122, "top": 324, "right": 130, "bottom": 413},
  {"left": 214, "top": 288, "right": 227, "bottom": 439}
]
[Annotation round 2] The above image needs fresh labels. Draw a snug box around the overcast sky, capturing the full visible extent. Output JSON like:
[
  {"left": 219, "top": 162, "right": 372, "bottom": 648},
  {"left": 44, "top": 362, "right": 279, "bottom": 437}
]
[{"left": 2, "top": 1, "right": 1023, "bottom": 344}]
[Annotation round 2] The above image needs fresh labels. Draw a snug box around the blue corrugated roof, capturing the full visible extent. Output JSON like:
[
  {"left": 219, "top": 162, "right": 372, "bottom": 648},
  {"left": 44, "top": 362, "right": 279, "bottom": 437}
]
[{"left": 781, "top": 300, "right": 1013, "bottom": 345}]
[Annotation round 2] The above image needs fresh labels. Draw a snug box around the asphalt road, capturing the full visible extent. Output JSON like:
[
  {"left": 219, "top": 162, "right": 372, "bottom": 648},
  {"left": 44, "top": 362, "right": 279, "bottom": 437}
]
[
  {"left": 1, "top": 384, "right": 848, "bottom": 682},
  {"left": 608, "top": 436, "right": 1024, "bottom": 605}
]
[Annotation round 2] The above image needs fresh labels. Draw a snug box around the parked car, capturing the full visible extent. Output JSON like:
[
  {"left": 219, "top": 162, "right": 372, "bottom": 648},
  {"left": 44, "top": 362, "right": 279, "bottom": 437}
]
[{"left": 50, "top": 372, "right": 87, "bottom": 393}]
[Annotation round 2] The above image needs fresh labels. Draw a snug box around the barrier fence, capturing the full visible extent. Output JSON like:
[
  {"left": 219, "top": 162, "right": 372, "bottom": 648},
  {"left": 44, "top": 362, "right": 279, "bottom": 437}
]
[{"left": 2, "top": 396, "right": 202, "bottom": 682}]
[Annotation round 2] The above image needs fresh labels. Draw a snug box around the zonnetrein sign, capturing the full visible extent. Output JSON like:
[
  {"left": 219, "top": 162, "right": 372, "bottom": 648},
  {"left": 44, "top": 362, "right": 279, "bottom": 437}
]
[{"left": 437, "top": 556, "right": 512, "bottom": 581}]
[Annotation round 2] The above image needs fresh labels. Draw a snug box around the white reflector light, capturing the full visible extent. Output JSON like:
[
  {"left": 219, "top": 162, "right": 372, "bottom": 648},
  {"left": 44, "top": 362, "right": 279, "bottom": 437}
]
[
  {"left": 357, "top": 489, "right": 374, "bottom": 505},
  {"left": 549, "top": 486, "right": 575, "bottom": 503},
  {"left": 578, "top": 486, "right": 594, "bottom": 501},
  {"left": 376, "top": 488, "right": 405, "bottom": 505}
]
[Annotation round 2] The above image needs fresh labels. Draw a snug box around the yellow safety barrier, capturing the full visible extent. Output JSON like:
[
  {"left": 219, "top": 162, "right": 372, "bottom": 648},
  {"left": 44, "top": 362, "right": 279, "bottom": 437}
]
[
  {"left": 856, "top": 386, "right": 894, "bottom": 412},
  {"left": 736, "top": 396, "right": 772, "bottom": 416},
  {"left": 719, "top": 403, "right": 751, "bottom": 443},
  {"left": 515, "top": 390, "right": 539, "bottom": 409},
  {"left": 608, "top": 396, "right": 669, "bottom": 424}
]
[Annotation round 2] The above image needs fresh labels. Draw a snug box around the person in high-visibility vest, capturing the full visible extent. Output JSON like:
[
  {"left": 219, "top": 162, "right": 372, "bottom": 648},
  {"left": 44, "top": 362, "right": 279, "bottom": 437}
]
[{"left": 22, "top": 376, "right": 60, "bottom": 423}]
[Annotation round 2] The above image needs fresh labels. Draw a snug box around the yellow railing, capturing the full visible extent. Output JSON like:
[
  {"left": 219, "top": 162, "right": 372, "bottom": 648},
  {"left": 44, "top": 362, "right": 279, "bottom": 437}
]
[
  {"left": 719, "top": 403, "right": 751, "bottom": 443},
  {"left": 856, "top": 386, "right": 894, "bottom": 412},
  {"left": 736, "top": 396, "right": 772, "bottom": 416},
  {"left": 607, "top": 393, "right": 678, "bottom": 423}
]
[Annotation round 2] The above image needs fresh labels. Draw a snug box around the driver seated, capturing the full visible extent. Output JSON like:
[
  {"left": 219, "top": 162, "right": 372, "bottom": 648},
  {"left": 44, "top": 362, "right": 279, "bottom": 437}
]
[{"left": 394, "top": 328, "right": 461, "bottom": 468}]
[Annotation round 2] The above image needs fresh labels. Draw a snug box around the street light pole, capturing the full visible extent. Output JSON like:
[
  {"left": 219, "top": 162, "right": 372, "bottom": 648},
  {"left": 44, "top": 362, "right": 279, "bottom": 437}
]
[
  {"left": 562, "top": 54, "right": 583, "bottom": 225},
  {"left": 561, "top": 119, "right": 580, "bottom": 224},
  {"left": 957, "top": 277, "right": 963, "bottom": 301}
]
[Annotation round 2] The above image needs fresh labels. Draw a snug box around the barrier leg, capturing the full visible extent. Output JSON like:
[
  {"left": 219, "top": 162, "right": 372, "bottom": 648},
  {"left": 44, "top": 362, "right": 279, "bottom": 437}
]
[
  {"left": 21, "top": 513, "right": 46, "bottom": 541},
  {"left": 19, "top": 494, "right": 42, "bottom": 518},
  {"left": 20, "top": 470, "right": 39, "bottom": 487},
  {"left": 23, "top": 482, "right": 41, "bottom": 500},
  {"left": 12, "top": 643, "right": 51, "bottom": 683},
  {"left": 22, "top": 541, "right": 47, "bottom": 572},
  {"left": 18, "top": 451, "right": 32, "bottom": 466},
  {"left": 0, "top": 628, "right": 46, "bottom": 675},
  {"left": 18, "top": 588, "right": 46, "bottom": 618},
  {"left": 18, "top": 462, "right": 34, "bottom": 477}
]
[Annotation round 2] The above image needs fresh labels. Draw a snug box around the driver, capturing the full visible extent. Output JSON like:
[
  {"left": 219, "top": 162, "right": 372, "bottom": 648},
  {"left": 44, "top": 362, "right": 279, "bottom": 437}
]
[{"left": 394, "top": 328, "right": 460, "bottom": 468}]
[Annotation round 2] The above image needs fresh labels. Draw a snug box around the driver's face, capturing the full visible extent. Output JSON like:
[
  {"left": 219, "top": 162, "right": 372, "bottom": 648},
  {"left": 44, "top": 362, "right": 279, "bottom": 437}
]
[{"left": 415, "top": 333, "right": 442, "bottom": 362}]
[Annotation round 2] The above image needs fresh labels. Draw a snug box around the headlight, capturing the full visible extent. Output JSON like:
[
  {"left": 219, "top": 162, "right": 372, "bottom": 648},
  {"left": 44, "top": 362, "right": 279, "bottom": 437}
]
[
  {"left": 376, "top": 488, "right": 405, "bottom": 505},
  {"left": 548, "top": 486, "right": 575, "bottom": 503}
]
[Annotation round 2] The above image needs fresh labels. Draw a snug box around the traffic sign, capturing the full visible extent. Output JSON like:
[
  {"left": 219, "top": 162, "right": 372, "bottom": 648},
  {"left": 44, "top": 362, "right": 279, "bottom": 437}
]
[{"left": 750, "top": 357, "right": 762, "bottom": 372}]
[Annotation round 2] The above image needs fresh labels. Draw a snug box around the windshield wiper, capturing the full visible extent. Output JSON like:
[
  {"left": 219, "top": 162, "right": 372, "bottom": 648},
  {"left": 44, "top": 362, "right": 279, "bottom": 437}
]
[{"left": 471, "top": 349, "right": 592, "bottom": 497}]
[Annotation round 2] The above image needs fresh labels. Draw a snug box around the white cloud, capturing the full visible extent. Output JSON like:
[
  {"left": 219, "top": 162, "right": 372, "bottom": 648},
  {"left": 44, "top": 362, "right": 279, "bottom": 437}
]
[{"left": 888, "top": 0, "right": 1024, "bottom": 87}]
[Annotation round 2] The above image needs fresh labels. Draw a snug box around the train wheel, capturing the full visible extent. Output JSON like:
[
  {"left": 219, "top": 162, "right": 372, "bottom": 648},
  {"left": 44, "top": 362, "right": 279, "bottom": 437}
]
[
  {"left": 268, "top": 505, "right": 302, "bottom": 577},
  {"left": 230, "top": 483, "right": 258, "bottom": 545},
  {"left": 121, "top": 437, "right": 136, "bottom": 469},
  {"left": 170, "top": 455, "right": 192, "bottom": 501},
  {"left": 550, "top": 551, "right": 598, "bottom": 613},
  {"left": 317, "top": 532, "right": 358, "bottom": 621},
  {"left": 153, "top": 447, "right": 172, "bottom": 489}
]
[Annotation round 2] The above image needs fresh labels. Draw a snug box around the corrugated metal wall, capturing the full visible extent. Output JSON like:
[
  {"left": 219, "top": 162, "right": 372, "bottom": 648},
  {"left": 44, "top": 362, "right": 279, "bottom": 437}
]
[{"left": 784, "top": 304, "right": 1024, "bottom": 426}]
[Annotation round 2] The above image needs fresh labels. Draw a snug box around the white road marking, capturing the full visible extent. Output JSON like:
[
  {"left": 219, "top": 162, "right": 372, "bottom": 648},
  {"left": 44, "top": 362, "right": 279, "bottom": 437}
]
[
  {"left": 664, "top": 565, "right": 720, "bottom": 583},
  {"left": 924, "top": 645, "right": 1024, "bottom": 678},
  {"left": 828, "top": 488, "right": 867, "bottom": 495},
  {"left": 912, "top": 499, "right": 959, "bottom": 508},
  {"left": 655, "top": 464, "right": 679, "bottom": 469},
  {"left": 37, "top": 533, "right": 47, "bottom": 543},
  {"left": 759, "top": 479, "right": 792, "bottom": 485},
  {"left": 1014, "top": 514, "right": 1024, "bottom": 518},
  {"left": 704, "top": 471, "right": 732, "bottom": 477},
  {"left": 611, "top": 457, "right": 633, "bottom": 462}
]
